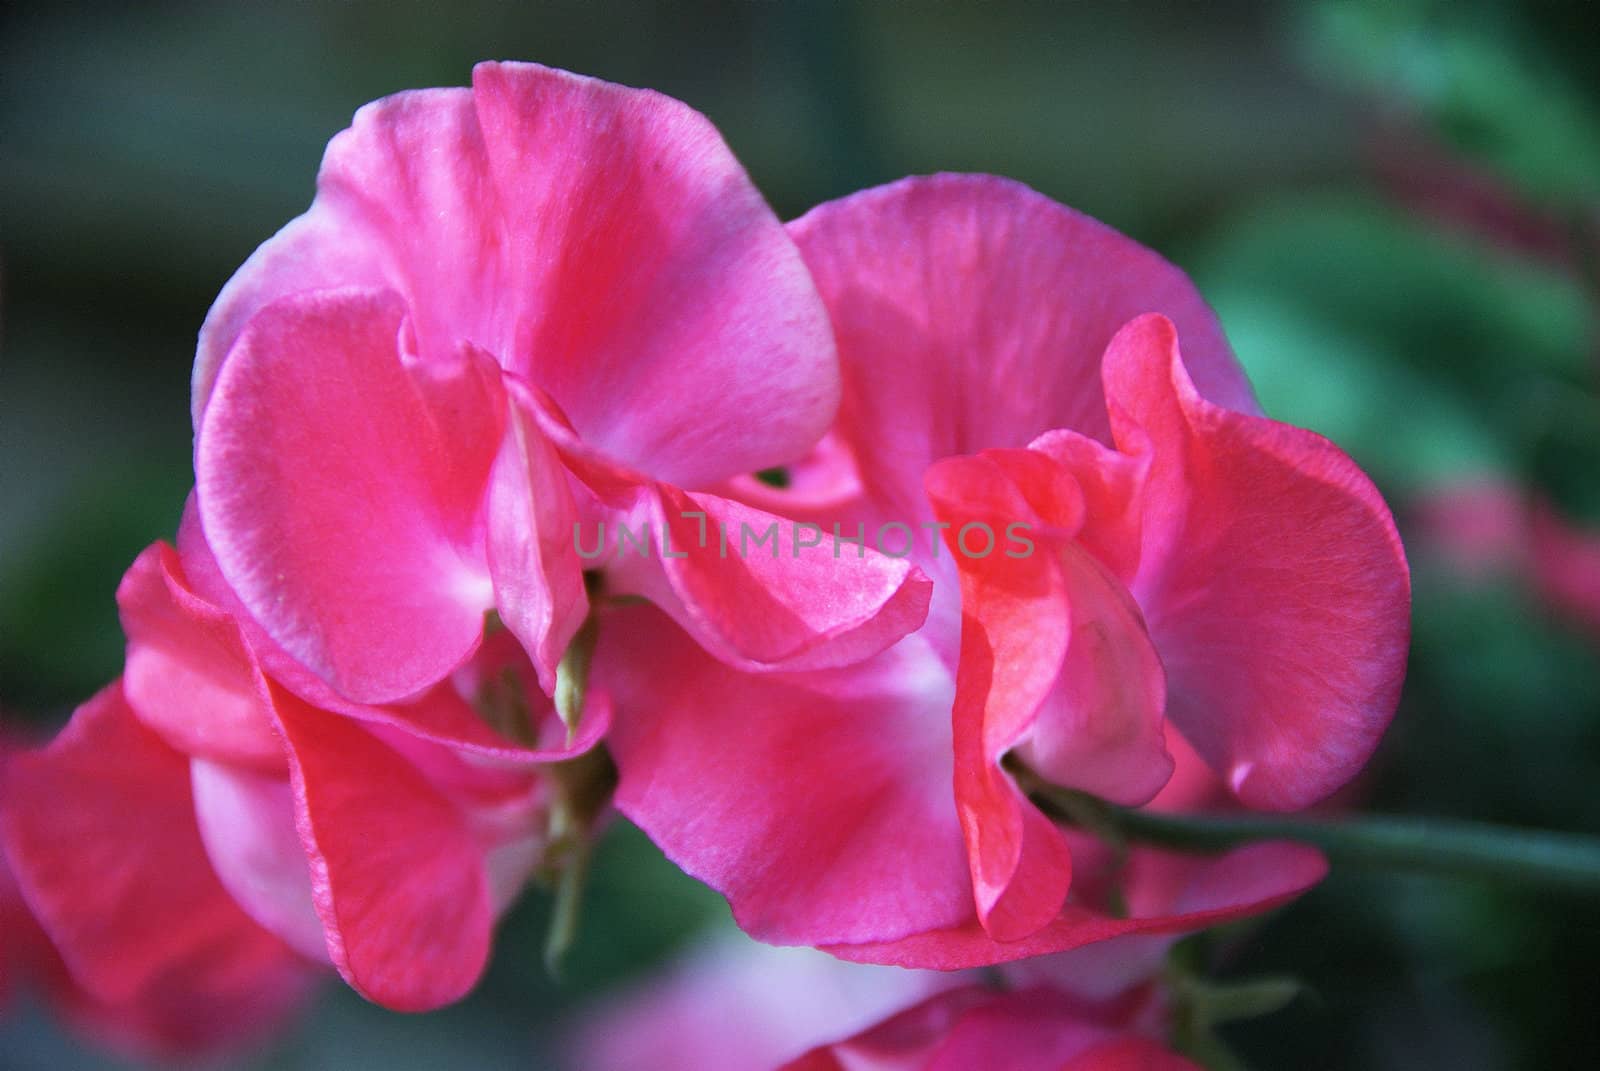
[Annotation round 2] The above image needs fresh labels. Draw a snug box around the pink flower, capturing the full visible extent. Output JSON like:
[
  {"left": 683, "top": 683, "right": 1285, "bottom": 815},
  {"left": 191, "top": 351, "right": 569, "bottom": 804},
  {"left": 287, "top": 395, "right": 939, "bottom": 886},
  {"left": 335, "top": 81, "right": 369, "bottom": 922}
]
[
  {"left": 780, "top": 984, "right": 1200, "bottom": 1071},
  {"left": 601, "top": 175, "right": 1406, "bottom": 963},
  {"left": 5, "top": 501, "right": 612, "bottom": 1012},
  {"left": 1, "top": 697, "right": 313, "bottom": 1058},
  {"left": 190, "top": 62, "right": 928, "bottom": 707}
]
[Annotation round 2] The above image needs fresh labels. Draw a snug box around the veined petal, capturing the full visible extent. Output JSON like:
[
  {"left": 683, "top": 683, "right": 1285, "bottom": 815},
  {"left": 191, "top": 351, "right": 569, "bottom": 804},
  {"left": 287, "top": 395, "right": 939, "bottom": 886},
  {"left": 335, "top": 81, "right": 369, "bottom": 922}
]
[
  {"left": 471, "top": 61, "right": 838, "bottom": 486},
  {"left": 1104, "top": 315, "right": 1411, "bottom": 809}
]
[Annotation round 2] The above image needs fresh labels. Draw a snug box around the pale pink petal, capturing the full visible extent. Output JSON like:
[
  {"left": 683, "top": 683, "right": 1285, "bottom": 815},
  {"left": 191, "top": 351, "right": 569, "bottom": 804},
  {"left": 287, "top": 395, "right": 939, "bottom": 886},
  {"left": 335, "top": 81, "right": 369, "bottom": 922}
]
[
  {"left": 471, "top": 61, "right": 838, "bottom": 486},
  {"left": 1104, "top": 315, "right": 1411, "bottom": 809},
  {"left": 568, "top": 934, "right": 964, "bottom": 1071},
  {"left": 190, "top": 759, "right": 329, "bottom": 963}
]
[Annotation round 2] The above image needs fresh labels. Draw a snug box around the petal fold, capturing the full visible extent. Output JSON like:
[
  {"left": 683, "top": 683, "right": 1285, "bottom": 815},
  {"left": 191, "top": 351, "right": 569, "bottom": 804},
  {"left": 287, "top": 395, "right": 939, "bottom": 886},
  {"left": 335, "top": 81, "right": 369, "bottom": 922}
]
[{"left": 271, "top": 691, "right": 493, "bottom": 1010}]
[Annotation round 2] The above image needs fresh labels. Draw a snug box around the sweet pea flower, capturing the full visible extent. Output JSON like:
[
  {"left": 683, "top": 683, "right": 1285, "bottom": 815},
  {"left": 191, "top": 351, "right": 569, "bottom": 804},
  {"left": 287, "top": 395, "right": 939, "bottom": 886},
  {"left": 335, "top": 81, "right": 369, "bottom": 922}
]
[
  {"left": 601, "top": 175, "right": 1407, "bottom": 964},
  {"left": 4, "top": 503, "right": 612, "bottom": 1012},
  {"left": 1, "top": 700, "right": 314, "bottom": 1058},
  {"left": 191, "top": 61, "right": 928, "bottom": 707}
]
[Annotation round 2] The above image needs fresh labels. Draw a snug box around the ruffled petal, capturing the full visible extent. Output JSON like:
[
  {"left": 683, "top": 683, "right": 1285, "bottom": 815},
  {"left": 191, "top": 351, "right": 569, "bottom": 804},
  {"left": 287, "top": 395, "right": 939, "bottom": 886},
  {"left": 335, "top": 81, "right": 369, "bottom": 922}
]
[
  {"left": 1104, "top": 314, "right": 1411, "bottom": 809},
  {"left": 195, "top": 289, "right": 503, "bottom": 704},
  {"left": 601, "top": 484, "right": 932, "bottom": 672},
  {"left": 174, "top": 498, "right": 604, "bottom": 762},
  {"left": 788, "top": 173, "right": 1254, "bottom": 525},
  {"left": 0, "top": 684, "right": 307, "bottom": 1006},
  {"left": 192, "top": 208, "right": 388, "bottom": 427},
  {"left": 118, "top": 542, "right": 283, "bottom": 771},
  {"left": 601, "top": 606, "right": 970, "bottom": 947},
  {"left": 471, "top": 61, "right": 838, "bottom": 486},
  {"left": 192, "top": 87, "right": 503, "bottom": 425},
  {"left": 271, "top": 690, "right": 493, "bottom": 1010}
]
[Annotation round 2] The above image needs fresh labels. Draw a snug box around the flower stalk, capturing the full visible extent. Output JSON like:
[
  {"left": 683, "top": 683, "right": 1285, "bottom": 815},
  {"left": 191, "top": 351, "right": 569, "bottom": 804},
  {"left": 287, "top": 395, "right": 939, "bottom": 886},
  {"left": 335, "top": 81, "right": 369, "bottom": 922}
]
[{"left": 1032, "top": 786, "right": 1600, "bottom": 895}]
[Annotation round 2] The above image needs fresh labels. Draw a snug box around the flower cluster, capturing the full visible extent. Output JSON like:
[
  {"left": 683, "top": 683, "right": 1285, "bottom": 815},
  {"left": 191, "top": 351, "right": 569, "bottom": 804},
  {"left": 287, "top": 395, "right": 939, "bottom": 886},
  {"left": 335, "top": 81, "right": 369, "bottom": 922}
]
[{"left": 0, "top": 62, "right": 1408, "bottom": 1062}]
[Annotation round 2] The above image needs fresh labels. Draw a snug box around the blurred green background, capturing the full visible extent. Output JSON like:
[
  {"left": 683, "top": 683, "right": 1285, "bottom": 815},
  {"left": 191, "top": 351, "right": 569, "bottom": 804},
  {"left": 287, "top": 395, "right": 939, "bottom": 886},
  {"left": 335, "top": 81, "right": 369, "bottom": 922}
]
[{"left": 3, "top": 1, "right": 1598, "bottom": 1068}]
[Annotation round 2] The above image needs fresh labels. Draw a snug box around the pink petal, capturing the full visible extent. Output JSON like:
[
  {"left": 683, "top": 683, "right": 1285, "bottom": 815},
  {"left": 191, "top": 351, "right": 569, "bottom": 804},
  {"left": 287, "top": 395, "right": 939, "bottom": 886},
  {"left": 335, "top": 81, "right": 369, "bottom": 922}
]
[
  {"left": 603, "top": 484, "right": 933, "bottom": 672},
  {"left": 315, "top": 88, "right": 503, "bottom": 363},
  {"left": 0, "top": 683, "right": 308, "bottom": 1006},
  {"left": 471, "top": 61, "right": 838, "bottom": 487},
  {"left": 788, "top": 173, "right": 1254, "bottom": 526},
  {"left": 487, "top": 383, "right": 588, "bottom": 692},
  {"left": 192, "top": 87, "right": 503, "bottom": 425},
  {"left": 175, "top": 498, "right": 605, "bottom": 762},
  {"left": 118, "top": 542, "right": 283, "bottom": 771},
  {"left": 827, "top": 841, "right": 1326, "bottom": 970},
  {"left": 190, "top": 759, "right": 329, "bottom": 963},
  {"left": 192, "top": 208, "right": 387, "bottom": 427},
  {"left": 196, "top": 289, "right": 504, "bottom": 704},
  {"left": 601, "top": 605, "right": 971, "bottom": 947},
  {"left": 271, "top": 689, "right": 493, "bottom": 1010},
  {"left": 1104, "top": 315, "right": 1411, "bottom": 809}
]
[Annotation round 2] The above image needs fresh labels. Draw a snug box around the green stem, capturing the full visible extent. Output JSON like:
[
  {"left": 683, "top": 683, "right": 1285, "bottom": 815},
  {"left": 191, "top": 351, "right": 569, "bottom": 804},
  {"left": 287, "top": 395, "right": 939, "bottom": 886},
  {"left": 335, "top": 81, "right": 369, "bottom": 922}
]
[{"left": 1031, "top": 787, "right": 1600, "bottom": 895}]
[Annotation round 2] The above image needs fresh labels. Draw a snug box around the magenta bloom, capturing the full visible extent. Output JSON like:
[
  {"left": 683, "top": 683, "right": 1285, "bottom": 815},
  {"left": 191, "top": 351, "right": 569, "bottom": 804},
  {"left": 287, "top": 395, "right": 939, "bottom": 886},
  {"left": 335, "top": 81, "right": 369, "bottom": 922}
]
[
  {"left": 603, "top": 175, "right": 1407, "bottom": 962},
  {"left": 192, "top": 62, "right": 927, "bottom": 706},
  {"left": 4, "top": 501, "right": 611, "bottom": 1012}
]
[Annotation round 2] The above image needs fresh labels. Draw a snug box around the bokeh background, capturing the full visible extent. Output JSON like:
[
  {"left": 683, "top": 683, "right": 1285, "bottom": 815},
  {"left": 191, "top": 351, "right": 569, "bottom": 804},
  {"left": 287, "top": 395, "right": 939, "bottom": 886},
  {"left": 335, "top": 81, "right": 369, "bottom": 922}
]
[{"left": 3, "top": 1, "right": 1599, "bottom": 1067}]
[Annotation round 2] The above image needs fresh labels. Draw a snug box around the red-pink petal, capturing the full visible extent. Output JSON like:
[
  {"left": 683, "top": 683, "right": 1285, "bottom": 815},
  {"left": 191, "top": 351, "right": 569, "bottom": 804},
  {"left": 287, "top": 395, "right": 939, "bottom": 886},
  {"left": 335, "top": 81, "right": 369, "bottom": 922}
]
[
  {"left": 601, "top": 606, "right": 971, "bottom": 946},
  {"left": 0, "top": 683, "right": 307, "bottom": 1006},
  {"left": 196, "top": 289, "right": 503, "bottom": 704},
  {"left": 271, "top": 690, "right": 492, "bottom": 1010},
  {"left": 471, "top": 61, "right": 838, "bottom": 487},
  {"left": 118, "top": 542, "right": 283, "bottom": 771},
  {"left": 1104, "top": 314, "right": 1411, "bottom": 809},
  {"left": 788, "top": 173, "right": 1254, "bottom": 526}
]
